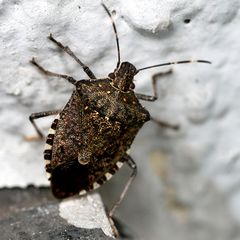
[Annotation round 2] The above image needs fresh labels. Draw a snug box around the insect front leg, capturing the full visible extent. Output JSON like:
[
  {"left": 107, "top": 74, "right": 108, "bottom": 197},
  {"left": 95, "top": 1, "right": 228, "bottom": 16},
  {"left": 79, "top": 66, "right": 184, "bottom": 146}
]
[
  {"left": 135, "top": 69, "right": 173, "bottom": 101},
  {"left": 108, "top": 154, "right": 137, "bottom": 217},
  {"left": 29, "top": 110, "right": 61, "bottom": 139},
  {"left": 30, "top": 58, "right": 77, "bottom": 85},
  {"left": 48, "top": 34, "right": 96, "bottom": 79},
  {"left": 136, "top": 70, "right": 179, "bottom": 130}
]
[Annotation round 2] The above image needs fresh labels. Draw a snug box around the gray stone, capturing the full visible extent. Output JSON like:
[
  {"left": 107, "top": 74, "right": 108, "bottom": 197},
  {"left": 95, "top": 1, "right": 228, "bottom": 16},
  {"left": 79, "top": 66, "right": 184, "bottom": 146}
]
[{"left": 0, "top": 187, "right": 116, "bottom": 240}]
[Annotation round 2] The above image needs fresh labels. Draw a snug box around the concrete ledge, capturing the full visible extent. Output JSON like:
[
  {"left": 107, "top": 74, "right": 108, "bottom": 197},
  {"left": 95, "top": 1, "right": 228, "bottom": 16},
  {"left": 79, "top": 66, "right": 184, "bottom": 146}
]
[{"left": 0, "top": 187, "right": 117, "bottom": 239}]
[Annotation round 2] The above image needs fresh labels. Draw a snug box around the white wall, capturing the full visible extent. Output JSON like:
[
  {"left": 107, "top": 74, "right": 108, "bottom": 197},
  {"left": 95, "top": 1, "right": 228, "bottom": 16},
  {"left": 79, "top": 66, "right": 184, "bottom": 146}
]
[{"left": 1, "top": 0, "right": 240, "bottom": 239}]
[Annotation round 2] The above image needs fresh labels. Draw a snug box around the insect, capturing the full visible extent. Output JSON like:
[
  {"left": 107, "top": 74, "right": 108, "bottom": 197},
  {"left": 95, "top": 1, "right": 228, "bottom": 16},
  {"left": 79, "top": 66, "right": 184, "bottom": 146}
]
[{"left": 29, "top": 3, "right": 210, "bottom": 217}]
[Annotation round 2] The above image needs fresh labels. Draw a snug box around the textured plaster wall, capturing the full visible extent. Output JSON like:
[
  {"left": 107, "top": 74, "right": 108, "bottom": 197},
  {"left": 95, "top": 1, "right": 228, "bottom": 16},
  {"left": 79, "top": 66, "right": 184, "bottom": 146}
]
[{"left": 1, "top": 0, "right": 240, "bottom": 239}]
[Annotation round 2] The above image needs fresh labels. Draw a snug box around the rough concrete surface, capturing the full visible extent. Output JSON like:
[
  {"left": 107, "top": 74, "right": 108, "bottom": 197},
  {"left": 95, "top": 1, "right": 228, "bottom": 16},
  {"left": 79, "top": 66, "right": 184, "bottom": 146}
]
[
  {"left": 0, "top": 0, "right": 240, "bottom": 239},
  {"left": 0, "top": 189, "right": 115, "bottom": 240},
  {"left": 59, "top": 193, "right": 114, "bottom": 238},
  {"left": 0, "top": 187, "right": 134, "bottom": 239}
]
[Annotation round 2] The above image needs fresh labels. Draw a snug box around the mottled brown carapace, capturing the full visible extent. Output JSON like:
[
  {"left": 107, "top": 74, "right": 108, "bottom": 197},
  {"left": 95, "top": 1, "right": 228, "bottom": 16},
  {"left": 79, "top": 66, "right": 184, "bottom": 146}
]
[
  {"left": 29, "top": 3, "right": 210, "bottom": 216},
  {"left": 46, "top": 76, "right": 150, "bottom": 198}
]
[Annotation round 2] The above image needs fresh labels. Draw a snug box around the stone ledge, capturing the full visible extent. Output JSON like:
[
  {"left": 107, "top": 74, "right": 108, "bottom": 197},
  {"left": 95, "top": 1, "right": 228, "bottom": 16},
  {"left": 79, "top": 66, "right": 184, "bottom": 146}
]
[{"left": 0, "top": 187, "right": 117, "bottom": 239}]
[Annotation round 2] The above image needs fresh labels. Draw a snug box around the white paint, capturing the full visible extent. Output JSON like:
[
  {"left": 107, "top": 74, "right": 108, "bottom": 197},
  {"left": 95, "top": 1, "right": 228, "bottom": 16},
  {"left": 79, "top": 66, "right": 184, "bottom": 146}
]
[
  {"left": 59, "top": 193, "right": 114, "bottom": 237},
  {"left": 1, "top": 0, "right": 240, "bottom": 239}
]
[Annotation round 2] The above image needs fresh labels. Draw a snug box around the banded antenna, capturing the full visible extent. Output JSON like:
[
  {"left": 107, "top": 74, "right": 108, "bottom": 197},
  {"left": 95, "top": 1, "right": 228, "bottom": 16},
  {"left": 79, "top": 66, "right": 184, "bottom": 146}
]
[
  {"left": 101, "top": 3, "right": 121, "bottom": 69},
  {"left": 101, "top": 3, "right": 211, "bottom": 73},
  {"left": 136, "top": 60, "right": 211, "bottom": 73}
]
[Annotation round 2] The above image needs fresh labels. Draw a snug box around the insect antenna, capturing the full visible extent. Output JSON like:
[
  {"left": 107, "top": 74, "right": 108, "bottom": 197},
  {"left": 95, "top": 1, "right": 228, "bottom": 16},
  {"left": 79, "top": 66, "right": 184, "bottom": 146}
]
[
  {"left": 101, "top": 3, "right": 121, "bottom": 68},
  {"left": 136, "top": 59, "right": 211, "bottom": 73}
]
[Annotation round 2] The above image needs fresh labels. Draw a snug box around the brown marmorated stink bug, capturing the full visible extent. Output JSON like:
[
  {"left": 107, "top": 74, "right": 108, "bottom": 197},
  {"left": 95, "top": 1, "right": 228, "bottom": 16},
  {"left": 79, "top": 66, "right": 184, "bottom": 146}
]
[{"left": 29, "top": 3, "right": 210, "bottom": 217}]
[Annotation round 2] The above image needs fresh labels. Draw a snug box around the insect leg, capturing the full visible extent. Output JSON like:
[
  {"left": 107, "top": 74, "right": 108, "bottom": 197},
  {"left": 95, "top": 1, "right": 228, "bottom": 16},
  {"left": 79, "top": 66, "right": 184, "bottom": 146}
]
[
  {"left": 29, "top": 110, "right": 61, "bottom": 139},
  {"left": 108, "top": 154, "right": 137, "bottom": 217},
  {"left": 135, "top": 69, "right": 173, "bottom": 101},
  {"left": 151, "top": 116, "right": 179, "bottom": 130},
  {"left": 30, "top": 58, "right": 77, "bottom": 85},
  {"left": 48, "top": 34, "right": 96, "bottom": 79}
]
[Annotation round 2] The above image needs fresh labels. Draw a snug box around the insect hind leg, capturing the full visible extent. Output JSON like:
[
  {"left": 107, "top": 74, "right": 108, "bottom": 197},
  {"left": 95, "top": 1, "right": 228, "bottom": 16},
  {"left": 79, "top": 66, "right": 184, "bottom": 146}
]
[{"left": 108, "top": 154, "right": 137, "bottom": 217}]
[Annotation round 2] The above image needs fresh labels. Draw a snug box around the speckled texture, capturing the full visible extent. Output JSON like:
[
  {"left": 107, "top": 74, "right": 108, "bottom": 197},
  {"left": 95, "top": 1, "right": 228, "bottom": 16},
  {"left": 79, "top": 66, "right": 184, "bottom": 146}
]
[{"left": 1, "top": 0, "right": 240, "bottom": 239}]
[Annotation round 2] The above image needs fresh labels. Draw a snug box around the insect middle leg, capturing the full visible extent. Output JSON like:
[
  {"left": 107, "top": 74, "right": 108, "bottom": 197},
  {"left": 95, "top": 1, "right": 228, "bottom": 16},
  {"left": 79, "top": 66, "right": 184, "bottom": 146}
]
[
  {"left": 48, "top": 34, "right": 96, "bottom": 79},
  {"left": 108, "top": 154, "right": 137, "bottom": 217},
  {"left": 29, "top": 110, "right": 61, "bottom": 139}
]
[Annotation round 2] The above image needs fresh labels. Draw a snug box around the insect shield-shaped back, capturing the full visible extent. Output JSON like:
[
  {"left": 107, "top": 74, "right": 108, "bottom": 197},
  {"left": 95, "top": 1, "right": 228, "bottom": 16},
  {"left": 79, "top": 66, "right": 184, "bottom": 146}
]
[
  {"left": 46, "top": 72, "right": 150, "bottom": 199},
  {"left": 110, "top": 62, "right": 137, "bottom": 91}
]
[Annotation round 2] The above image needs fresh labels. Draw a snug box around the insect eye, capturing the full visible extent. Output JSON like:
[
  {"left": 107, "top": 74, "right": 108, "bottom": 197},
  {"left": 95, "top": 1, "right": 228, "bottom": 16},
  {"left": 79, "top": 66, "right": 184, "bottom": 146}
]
[{"left": 108, "top": 72, "right": 115, "bottom": 79}]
